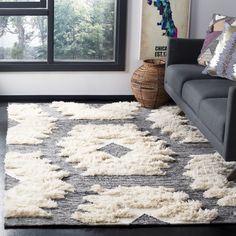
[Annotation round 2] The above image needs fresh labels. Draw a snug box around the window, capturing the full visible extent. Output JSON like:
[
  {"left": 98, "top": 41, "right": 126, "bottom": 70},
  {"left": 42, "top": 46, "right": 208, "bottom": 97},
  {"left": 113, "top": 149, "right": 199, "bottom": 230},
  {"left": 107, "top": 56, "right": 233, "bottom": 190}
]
[
  {"left": 0, "top": 0, "right": 127, "bottom": 71},
  {"left": 0, "top": 0, "right": 46, "bottom": 8}
]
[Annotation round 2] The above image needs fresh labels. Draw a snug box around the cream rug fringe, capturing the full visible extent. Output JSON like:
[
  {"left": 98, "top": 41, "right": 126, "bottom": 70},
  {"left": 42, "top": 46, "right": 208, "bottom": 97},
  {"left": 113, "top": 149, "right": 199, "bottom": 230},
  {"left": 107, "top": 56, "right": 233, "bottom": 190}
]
[
  {"left": 51, "top": 101, "right": 139, "bottom": 120},
  {"left": 5, "top": 151, "right": 74, "bottom": 218},
  {"left": 147, "top": 106, "right": 207, "bottom": 143},
  {"left": 7, "top": 104, "right": 57, "bottom": 145},
  {"left": 184, "top": 153, "right": 236, "bottom": 206},
  {"left": 58, "top": 123, "right": 176, "bottom": 176},
  {"left": 71, "top": 185, "right": 218, "bottom": 224}
]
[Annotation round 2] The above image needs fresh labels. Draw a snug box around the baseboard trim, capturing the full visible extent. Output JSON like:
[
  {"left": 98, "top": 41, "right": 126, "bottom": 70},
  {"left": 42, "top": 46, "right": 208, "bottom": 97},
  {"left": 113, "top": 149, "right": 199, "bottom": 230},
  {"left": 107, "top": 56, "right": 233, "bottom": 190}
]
[{"left": 0, "top": 95, "right": 135, "bottom": 103}]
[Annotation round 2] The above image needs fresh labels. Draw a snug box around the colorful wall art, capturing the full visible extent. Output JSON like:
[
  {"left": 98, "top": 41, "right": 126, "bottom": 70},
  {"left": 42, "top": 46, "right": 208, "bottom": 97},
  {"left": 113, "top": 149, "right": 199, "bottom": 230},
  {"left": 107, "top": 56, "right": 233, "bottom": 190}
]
[{"left": 140, "top": 0, "right": 191, "bottom": 61}]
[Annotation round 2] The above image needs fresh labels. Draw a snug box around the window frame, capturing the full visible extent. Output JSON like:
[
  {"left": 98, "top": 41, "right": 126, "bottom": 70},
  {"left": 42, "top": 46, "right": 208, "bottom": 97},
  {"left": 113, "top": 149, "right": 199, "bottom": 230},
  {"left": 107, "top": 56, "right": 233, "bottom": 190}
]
[
  {"left": 0, "top": 0, "right": 127, "bottom": 71},
  {"left": 0, "top": 0, "right": 46, "bottom": 9}
]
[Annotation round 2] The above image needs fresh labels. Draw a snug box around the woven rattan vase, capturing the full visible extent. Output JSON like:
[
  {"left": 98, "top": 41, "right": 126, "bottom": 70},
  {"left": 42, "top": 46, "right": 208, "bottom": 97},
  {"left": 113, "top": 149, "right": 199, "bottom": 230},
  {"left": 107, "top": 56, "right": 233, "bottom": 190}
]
[{"left": 131, "top": 60, "right": 169, "bottom": 109}]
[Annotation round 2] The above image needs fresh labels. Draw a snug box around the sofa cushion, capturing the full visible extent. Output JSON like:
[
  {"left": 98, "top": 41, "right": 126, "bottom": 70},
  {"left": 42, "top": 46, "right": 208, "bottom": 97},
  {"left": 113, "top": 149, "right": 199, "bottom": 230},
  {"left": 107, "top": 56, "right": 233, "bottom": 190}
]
[
  {"left": 182, "top": 79, "right": 235, "bottom": 113},
  {"left": 165, "top": 64, "right": 214, "bottom": 96},
  {"left": 199, "top": 98, "right": 227, "bottom": 142}
]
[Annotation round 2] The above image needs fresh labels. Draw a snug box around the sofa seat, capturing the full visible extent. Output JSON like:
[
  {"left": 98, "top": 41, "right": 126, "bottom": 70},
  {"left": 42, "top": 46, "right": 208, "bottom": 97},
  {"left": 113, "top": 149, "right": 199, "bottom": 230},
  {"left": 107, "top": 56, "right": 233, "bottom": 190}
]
[
  {"left": 199, "top": 98, "right": 228, "bottom": 142},
  {"left": 165, "top": 64, "right": 213, "bottom": 96},
  {"left": 182, "top": 79, "right": 235, "bottom": 113}
]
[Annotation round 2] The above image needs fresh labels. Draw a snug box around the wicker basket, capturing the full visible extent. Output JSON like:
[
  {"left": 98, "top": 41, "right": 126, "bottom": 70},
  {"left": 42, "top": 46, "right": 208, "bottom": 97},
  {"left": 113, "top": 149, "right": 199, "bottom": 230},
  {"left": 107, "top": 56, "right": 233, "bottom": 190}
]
[{"left": 131, "top": 59, "right": 169, "bottom": 109}]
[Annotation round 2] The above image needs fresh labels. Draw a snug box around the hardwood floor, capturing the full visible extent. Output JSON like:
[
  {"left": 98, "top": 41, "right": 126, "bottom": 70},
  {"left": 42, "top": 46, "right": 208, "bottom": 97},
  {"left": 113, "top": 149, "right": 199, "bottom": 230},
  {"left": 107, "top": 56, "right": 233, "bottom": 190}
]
[
  {"left": 3, "top": 226, "right": 236, "bottom": 236},
  {"left": 1, "top": 102, "right": 236, "bottom": 236}
]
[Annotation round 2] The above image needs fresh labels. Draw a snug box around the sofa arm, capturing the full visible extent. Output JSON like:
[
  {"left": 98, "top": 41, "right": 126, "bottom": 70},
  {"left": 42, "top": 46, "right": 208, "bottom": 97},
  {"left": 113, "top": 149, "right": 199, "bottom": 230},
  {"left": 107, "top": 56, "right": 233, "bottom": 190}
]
[
  {"left": 224, "top": 86, "right": 236, "bottom": 161},
  {"left": 166, "top": 38, "right": 204, "bottom": 67}
]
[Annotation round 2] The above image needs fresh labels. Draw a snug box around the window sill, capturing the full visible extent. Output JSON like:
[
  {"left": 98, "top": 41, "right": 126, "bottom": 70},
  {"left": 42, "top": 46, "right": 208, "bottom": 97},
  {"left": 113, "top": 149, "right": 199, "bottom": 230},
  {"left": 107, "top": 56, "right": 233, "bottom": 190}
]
[{"left": 0, "top": 62, "right": 126, "bottom": 72}]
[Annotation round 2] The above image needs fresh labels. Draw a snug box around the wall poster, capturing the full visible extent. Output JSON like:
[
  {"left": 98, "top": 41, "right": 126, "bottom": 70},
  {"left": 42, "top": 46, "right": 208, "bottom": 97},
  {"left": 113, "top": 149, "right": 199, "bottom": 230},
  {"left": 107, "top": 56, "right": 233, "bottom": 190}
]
[{"left": 140, "top": 0, "right": 191, "bottom": 61}]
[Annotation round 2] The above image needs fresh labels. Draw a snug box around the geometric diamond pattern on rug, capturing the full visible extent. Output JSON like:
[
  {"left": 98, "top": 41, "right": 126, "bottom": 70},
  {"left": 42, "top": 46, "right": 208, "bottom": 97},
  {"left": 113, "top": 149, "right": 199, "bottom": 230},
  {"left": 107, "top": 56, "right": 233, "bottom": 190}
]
[
  {"left": 57, "top": 123, "right": 176, "bottom": 176},
  {"left": 71, "top": 185, "right": 218, "bottom": 224},
  {"left": 147, "top": 106, "right": 208, "bottom": 143},
  {"left": 131, "top": 214, "right": 169, "bottom": 225},
  {"left": 184, "top": 153, "right": 236, "bottom": 207},
  {"left": 5, "top": 174, "right": 19, "bottom": 191},
  {"left": 6, "top": 102, "right": 232, "bottom": 227},
  {"left": 98, "top": 143, "right": 132, "bottom": 158}
]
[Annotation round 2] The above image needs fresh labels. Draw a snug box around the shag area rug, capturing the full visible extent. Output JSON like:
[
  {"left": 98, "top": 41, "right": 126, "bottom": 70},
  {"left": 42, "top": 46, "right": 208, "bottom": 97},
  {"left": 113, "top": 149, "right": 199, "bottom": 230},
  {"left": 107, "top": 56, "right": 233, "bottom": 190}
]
[{"left": 4, "top": 102, "right": 236, "bottom": 227}]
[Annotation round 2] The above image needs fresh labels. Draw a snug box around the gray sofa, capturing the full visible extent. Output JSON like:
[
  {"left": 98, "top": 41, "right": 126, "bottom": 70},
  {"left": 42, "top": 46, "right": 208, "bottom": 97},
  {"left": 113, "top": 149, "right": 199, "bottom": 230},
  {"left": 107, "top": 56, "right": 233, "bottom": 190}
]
[{"left": 164, "top": 38, "right": 236, "bottom": 174}]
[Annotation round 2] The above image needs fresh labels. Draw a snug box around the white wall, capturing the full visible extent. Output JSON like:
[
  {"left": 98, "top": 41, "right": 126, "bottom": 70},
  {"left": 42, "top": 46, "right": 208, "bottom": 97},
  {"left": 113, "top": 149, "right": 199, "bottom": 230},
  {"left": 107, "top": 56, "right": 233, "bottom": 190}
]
[{"left": 0, "top": 0, "right": 235, "bottom": 96}]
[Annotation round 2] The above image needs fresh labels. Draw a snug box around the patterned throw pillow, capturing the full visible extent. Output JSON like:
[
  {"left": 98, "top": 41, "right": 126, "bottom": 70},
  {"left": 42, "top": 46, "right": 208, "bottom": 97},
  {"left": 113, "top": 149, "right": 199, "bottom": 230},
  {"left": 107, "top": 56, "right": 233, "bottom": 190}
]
[
  {"left": 205, "top": 22, "right": 236, "bottom": 80},
  {"left": 198, "top": 14, "right": 236, "bottom": 66}
]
